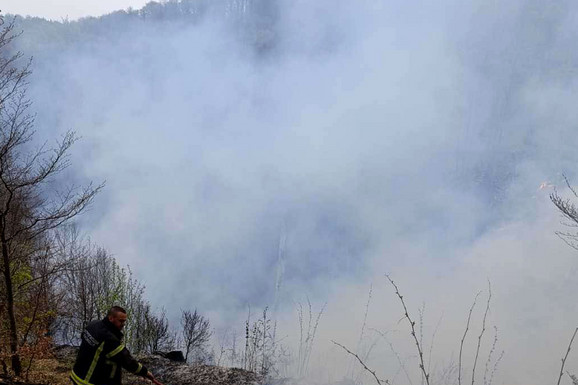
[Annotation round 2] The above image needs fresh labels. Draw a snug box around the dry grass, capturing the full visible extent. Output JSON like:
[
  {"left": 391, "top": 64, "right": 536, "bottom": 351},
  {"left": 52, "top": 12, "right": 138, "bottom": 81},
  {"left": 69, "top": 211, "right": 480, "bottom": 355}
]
[
  {"left": 0, "top": 358, "right": 70, "bottom": 385},
  {"left": 24, "top": 358, "right": 71, "bottom": 385},
  {"left": 1, "top": 357, "right": 149, "bottom": 385}
]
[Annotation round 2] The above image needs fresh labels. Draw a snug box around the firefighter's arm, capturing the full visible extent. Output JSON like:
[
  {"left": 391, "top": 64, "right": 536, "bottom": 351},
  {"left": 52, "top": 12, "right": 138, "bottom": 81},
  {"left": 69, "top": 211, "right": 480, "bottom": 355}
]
[{"left": 106, "top": 341, "right": 149, "bottom": 378}]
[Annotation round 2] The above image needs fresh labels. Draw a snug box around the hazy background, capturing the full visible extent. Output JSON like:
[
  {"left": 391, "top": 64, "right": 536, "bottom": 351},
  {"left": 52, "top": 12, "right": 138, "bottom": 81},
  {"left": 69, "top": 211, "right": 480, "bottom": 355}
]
[
  {"left": 6, "top": 0, "right": 578, "bottom": 383},
  {"left": 2, "top": 0, "right": 150, "bottom": 20}
]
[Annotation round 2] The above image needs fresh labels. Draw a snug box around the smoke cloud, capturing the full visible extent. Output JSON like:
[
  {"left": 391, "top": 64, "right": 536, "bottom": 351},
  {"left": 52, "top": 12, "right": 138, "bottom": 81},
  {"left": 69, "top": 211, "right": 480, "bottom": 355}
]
[{"left": 13, "top": 0, "right": 578, "bottom": 383}]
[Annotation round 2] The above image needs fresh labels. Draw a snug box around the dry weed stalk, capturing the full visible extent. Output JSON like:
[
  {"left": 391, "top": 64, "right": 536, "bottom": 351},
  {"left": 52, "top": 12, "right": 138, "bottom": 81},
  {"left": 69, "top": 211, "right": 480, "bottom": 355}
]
[
  {"left": 437, "top": 361, "right": 459, "bottom": 385},
  {"left": 488, "top": 349, "right": 503, "bottom": 385},
  {"left": 296, "top": 299, "right": 326, "bottom": 377},
  {"left": 386, "top": 274, "right": 430, "bottom": 385},
  {"left": 471, "top": 281, "right": 492, "bottom": 385},
  {"left": 483, "top": 326, "right": 503, "bottom": 385},
  {"left": 427, "top": 312, "right": 444, "bottom": 379},
  {"left": 332, "top": 340, "right": 390, "bottom": 385},
  {"left": 371, "top": 328, "right": 414, "bottom": 385},
  {"left": 557, "top": 327, "right": 578, "bottom": 385},
  {"left": 348, "top": 284, "right": 373, "bottom": 379},
  {"left": 459, "top": 291, "right": 481, "bottom": 385},
  {"left": 243, "top": 307, "right": 279, "bottom": 376},
  {"left": 418, "top": 303, "right": 426, "bottom": 385}
]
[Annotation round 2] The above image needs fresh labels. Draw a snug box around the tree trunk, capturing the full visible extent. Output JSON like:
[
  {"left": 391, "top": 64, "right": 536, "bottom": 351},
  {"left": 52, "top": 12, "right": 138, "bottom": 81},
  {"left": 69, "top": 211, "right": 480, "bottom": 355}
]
[{"left": 1, "top": 237, "right": 22, "bottom": 376}]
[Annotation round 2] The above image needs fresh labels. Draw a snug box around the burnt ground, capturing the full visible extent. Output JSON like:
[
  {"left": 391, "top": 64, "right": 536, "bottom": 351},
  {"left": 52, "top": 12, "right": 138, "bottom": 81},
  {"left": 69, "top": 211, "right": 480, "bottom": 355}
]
[
  {"left": 125, "top": 356, "right": 261, "bottom": 385},
  {"left": 1, "top": 347, "right": 261, "bottom": 385}
]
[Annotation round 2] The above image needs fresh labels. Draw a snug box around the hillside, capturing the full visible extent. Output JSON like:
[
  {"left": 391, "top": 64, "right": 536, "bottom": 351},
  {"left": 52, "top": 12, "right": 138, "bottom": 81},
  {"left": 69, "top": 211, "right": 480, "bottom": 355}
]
[
  {"left": 0, "top": 347, "right": 261, "bottom": 385},
  {"left": 11, "top": 0, "right": 277, "bottom": 57}
]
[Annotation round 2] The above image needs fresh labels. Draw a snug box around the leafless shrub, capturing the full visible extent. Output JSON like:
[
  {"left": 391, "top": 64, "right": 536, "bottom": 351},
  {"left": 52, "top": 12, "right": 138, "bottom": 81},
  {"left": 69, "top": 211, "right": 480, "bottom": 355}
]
[
  {"left": 244, "top": 307, "right": 273, "bottom": 376},
  {"left": 240, "top": 306, "right": 291, "bottom": 380},
  {"left": 143, "top": 308, "right": 176, "bottom": 354},
  {"left": 181, "top": 309, "right": 212, "bottom": 364},
  {"left": 296, "top": 299, "right": 325, "bottom": 378},
  {"left": 382, "top": 275, "right": 501, "bottom": 385},
  {"left": 213, "top": 328, "right": 236, "bottom": 367}
]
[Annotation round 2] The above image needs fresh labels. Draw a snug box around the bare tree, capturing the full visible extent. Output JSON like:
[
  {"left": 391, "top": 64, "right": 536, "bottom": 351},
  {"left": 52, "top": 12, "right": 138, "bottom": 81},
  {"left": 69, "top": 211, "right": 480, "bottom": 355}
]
[
  {"left": 142, "top": 308, "right": 175, "bottom": 354},
  {"left": 550, "top": 176, "right": 578, "bottom": 250},
  {"left": 181, "top": 309, "right": 211, "bottom": 363},
  {"left": 51, "top": 226, "right": 101, "bottom": 344},
  {"left": 54, "top": 234, "right": 164, "bottom": 355},
  {"left": 0, "top": 16, "right": 102, "bottom": 375}
]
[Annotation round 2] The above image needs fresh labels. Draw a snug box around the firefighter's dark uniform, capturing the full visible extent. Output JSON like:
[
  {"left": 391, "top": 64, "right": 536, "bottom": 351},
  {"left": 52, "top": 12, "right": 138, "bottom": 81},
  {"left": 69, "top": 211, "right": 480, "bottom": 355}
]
[{"left": 71, "top": 318, "right": 148, "bottom": 385}]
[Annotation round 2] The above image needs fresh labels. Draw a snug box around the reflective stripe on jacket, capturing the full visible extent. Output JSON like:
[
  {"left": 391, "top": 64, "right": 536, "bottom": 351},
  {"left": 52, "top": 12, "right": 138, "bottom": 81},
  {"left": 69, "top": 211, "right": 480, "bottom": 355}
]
[{"left": 71, "top": 318, "right": 148, "bottom": 385}]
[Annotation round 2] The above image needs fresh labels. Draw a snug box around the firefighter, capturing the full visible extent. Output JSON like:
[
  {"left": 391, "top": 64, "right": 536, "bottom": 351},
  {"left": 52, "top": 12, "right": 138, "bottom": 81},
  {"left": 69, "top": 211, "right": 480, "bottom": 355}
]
[{"left": 71, "top": 306, "right": 161, "bottom": 385}]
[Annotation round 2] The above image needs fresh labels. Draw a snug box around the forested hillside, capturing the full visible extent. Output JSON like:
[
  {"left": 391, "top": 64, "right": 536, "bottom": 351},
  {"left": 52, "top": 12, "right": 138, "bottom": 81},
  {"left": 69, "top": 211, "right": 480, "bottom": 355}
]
[{"left": 13, "top": 0, "right": 277, "bottom": 56}]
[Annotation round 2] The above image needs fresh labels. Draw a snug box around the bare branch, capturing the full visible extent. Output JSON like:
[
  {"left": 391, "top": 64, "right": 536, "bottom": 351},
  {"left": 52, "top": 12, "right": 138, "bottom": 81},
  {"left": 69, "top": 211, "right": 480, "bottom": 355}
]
[
  {"left": 371, "top": 328, "right": 413, "bottom": 385},
  {"left": 332, "top": 340, "right": 390, "bottom": 385},
  {"left": 386, "top": 274, "right": 430, "bottom": 385},
  {"left": 557, "top": 327, "right": 578, "bottom": 385},
  {"left": 459, "top": 291, "right": 481, "bottom": 385},
  {"left": 472, "top": 281, "right": 492, "bottom": 385}
]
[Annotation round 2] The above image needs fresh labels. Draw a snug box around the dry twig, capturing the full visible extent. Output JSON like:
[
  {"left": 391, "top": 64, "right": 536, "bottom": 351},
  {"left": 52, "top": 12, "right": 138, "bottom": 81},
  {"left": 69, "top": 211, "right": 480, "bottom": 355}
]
[
  {"left": 557, "top": 327, "right": 578, "bottom": 385},
  {"left": 332, "top": 340, "right": 390, "bottom": 385},
  {"left": 371, "top": 328, "right": 413, "bottom": 385},
  {"left": 459, "top": 291, "right": 481, "bottom": 385},
  {"left": 386, "top": 274, "right": 430, "bottom": 385},
  {"left": 472, "top": 281, "right": 492, "bottom": 385}
]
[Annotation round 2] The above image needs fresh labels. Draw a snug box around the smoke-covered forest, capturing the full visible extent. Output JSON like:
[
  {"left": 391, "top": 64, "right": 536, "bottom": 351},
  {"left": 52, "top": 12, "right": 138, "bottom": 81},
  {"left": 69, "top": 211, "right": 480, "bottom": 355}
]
[{"left": 3, "top": 1, "right": 578, "bottom": 384}]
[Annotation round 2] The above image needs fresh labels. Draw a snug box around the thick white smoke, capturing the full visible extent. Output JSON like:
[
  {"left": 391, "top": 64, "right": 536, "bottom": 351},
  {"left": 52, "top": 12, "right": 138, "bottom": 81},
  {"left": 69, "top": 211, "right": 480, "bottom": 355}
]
[{"left": 12, "top": 0, "right": 578, "bottom": 383}]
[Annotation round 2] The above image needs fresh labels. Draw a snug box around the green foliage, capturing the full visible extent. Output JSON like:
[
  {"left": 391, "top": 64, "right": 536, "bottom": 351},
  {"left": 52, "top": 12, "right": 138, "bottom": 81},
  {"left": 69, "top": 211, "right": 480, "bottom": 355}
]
[{"left": 54, "top": 229, "right": 176, "bottom": 354}]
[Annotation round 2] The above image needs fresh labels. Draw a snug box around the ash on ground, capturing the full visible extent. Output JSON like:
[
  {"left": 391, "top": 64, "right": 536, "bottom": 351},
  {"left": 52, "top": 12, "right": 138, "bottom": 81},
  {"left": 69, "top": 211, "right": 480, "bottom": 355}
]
[{"left": 126, "top": 355, "right": 261, "bottom": 385}]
